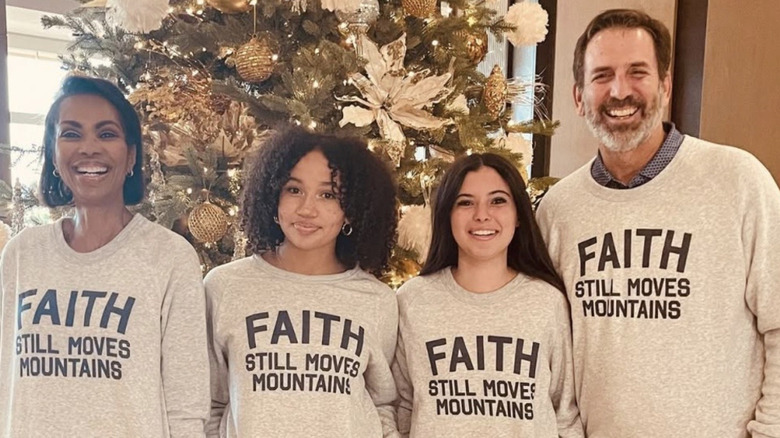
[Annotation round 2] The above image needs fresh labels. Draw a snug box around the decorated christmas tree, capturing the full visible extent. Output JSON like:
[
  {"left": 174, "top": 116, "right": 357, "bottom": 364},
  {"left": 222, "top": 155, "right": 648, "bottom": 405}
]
[{"left": 40, "top": 0, "right": 555, "bottom": 284}]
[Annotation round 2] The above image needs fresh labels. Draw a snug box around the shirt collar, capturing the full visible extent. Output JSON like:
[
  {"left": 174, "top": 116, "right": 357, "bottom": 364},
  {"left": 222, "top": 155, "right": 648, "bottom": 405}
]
[{"left": 591, "top": 122, "right": 684, "bottom": 189}]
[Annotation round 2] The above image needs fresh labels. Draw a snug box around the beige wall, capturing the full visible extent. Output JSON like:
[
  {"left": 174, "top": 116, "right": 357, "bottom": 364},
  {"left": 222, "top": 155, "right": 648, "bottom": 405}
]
[
  {"left": 548, "top": 1, "right": 676, "bottom": 177},
  {"left": 700, "top": 0, "right": 780, "bottom": 183}
]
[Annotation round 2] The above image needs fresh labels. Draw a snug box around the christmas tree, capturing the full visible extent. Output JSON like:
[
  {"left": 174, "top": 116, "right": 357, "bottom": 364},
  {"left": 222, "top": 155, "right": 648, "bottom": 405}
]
[{"left": 40, "top": 0, "right": 555, "bottom": 285}]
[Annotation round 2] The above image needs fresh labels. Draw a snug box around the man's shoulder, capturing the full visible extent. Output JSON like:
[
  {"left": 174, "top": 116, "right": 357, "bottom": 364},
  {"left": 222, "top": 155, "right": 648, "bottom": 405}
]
[
  {"left": 683, "top": 135, "right": 757, "bottom": 164},
  {"left": 538, "top": 161, "right": 593, "bottom": 213},
  {"left": 680, "top": 136, "right": 771, "bottom": 179}
]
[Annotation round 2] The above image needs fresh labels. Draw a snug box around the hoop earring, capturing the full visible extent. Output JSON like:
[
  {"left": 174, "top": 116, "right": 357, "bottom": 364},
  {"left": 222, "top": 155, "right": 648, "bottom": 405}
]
[
  {"left": 127, "top": 169, "right": 134, "bottom": 177},
  {"left": 273, "top": 215, "right": 279, "bottom": 224},
  {"left": 341, "top": 222, "right": 353, "bottom": 236},
  {"left": 52, "top": 168, "right": 60, "bottom": 178}
]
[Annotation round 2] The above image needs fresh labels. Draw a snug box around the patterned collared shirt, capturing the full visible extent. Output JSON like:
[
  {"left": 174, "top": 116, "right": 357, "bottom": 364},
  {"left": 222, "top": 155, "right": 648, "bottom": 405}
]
[{"left": 591, "top": 122, "right": 685, "bottom": 189}]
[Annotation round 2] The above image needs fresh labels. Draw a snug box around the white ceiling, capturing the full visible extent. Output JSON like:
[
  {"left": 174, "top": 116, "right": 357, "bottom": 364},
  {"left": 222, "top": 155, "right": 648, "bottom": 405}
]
[
  {"left": 6, "top": 0, "right": 79, "bottom": 15},
  {"left": 5, "top": 1, "right": 80, "bottom": 54},
  {"left": 6, "top": 6, "right": 73, "bottom": 41}
]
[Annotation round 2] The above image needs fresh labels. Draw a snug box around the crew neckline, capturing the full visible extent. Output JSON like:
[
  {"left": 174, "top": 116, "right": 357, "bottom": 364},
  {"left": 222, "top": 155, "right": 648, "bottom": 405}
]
[
  {"left": 251, "top": 253, "right": 361, "bottom": 283},
  {"left": 441, "top": 266, "right": 529, "bottom": 306},
  {"left": 581, "top": 135, "right": 694, "bottom": 202},
  {"left": 52, "top": 213, "right": 145, "bottom": 263}
]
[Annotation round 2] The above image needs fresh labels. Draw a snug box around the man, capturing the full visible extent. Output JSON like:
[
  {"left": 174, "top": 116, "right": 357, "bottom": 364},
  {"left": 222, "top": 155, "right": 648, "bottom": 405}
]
[{"left": 536, "top": 9, "right": 780, "bottom": 438}]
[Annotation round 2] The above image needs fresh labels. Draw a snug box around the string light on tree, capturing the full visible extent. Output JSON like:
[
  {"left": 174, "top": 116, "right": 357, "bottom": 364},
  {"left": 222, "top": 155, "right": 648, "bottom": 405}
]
[
  {"left": 205, "top": 0, "right": 251, "bottom": 14},
  {"left": 46, "top": 0, "right": 557, "bottom": 278}
]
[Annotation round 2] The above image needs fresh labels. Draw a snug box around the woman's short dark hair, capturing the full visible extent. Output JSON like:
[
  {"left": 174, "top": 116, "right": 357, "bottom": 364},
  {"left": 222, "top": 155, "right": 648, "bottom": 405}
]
[
  {"left": 39, "top": 75, "right": 145, "bottom": 207},
  {"left": 241, "top": 126, "right": 397, "bottom": 275},
  {"left": 421, "top": 153, "right": 565, "bottom": 293},
  {"left": 573, "top": 9, "right": 672, "bottom": 89}
]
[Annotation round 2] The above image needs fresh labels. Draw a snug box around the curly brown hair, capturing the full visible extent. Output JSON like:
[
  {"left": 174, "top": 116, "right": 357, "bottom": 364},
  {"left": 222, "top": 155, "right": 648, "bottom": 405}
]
[{"left": 241, "top": 126, "right": 398, "bottom": 275}]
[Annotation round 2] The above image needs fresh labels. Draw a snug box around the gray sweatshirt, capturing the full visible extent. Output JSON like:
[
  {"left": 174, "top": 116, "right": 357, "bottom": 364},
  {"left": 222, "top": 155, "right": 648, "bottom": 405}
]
[
  {"left": 204, "top": 254, "right": 399, "bottom": 437},
  {"left": 392, "top": 268, "right": 583, "bottom": 438},
  {"left": 536, "top": 136, "right": 780, "bottom": 437},
  {"left": 0, "top": 214, "right": 210, "bottom": 437}
]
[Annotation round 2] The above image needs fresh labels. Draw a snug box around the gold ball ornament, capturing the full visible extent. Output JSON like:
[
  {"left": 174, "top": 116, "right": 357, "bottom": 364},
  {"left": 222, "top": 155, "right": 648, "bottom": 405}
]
[
  {"left": 206, "top": 0, "right": 251, "bottom": 14},
  {"left": 483, "top": 64, "right": 508, "bottom": 120},
  {"left": 402, "top": 0, "right": 437, "bottom": 18},
  {"left": 455, "top": 28, "right": 489, "bottom": 65},
  {"left": 235, "top": 36, "right": 276, "bottom": 83},
  {"left": 188, "top": 201, "right": 229, "bottom": 243}
]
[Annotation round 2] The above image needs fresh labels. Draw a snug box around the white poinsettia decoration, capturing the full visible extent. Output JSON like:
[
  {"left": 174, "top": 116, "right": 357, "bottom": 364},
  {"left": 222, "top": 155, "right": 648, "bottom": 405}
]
[
  {"left": 446, "top": 94, "right": 469, "bottom": 115},
  {"left": 339, "top": 34, "right": 455, "bottom": 145},
  {"left": 398, "top": 204, "right": 432, "bottom": 264},
  {"left": 85, "top": 0, "right": 169, "bottom": 34},
  {"left": 505, "top": 133, "right": 533, "bottom": 167},
  {"left": 503, "top": 132, "right": 533, "bottom": 182},
  {"left": 504, "top": 1, "right": 549, "bottom": 46},
  {"left": 321, "top": 0, "right": 363, "bottom": 14}
]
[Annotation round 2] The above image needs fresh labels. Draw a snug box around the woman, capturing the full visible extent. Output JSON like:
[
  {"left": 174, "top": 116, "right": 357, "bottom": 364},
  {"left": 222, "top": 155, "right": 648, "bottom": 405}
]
[
  {"left": 205, "top": 127, "right": 399, "bottom": 437},
  {"left": 0, "top": 76, "right": 210, "bottom": 437},
  {"left": 392, "top": 153, "right": 582, "bottom": 437}
]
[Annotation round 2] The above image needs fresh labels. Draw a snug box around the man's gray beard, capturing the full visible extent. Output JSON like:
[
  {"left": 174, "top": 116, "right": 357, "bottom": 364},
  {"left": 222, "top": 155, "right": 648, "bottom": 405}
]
[{"left": 584, "top": 90, "right": 664, "bottom": 153}]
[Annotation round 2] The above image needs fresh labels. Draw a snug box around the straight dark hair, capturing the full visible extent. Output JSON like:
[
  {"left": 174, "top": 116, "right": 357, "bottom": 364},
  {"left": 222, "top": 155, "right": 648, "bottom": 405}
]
[
  {"left": 421, "top": 153, "right": 565, "bottom": 293},
  {"left": 39, "top": 75, "right": 145, "bottom": 207}
]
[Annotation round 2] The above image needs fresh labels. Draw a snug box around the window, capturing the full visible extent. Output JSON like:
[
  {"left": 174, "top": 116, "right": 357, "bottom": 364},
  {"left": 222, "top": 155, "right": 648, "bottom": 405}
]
[
  {"left": 6, "top": 5, "right": 71, "bottom": 185},
  {"left": 8, "top": 51, "right": 68, "bottom": 185}
]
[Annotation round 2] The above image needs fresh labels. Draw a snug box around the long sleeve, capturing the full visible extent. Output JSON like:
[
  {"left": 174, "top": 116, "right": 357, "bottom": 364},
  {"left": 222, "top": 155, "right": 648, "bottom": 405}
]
[
  {"left": 548, "top": 296, "right": 583, "bottom": 438},
  {"left": 365, "top": 291, "right": 401, "bottom": 438},
  {"left": 204, "top": 277, "right": 229, "bottom": 438},
  {"left": 160, "top": 248, "right": 210, "bottom": 437},
  {"left": 745, "top": 162, "right": 780, "bottom": 438},
  {"left": 391, "top": 328, "right": 413, "bottom": 438}
]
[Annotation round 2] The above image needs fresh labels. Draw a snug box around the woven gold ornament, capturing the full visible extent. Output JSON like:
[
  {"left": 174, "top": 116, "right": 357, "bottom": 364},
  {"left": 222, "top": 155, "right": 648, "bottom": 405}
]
[
  {"left": 455, "top": 28, "right": 489, "bottom": 65},
  {"left": 206, "top": 0, "right": 251, "bottom": 14},
  {"left": 235, "top": 36, "right": 276, "bottom": 83},
  {"left": 402, "top": 0, "right": 436, "bottom": 18},
  {"left": 483, "top": 64, "right": 508, "bottom": 119},
  {"left": 188, "top": 201, "right": 229, "bottom": 243}
]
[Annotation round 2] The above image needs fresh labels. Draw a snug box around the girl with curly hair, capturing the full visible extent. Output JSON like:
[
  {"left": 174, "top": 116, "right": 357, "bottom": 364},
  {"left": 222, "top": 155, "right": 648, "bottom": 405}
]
[
  {"left": 391, "top": 153, "right": 583, "bottom": 437},
  {"left": 205, "top": 127, "right": 399, "bottom": 437}
]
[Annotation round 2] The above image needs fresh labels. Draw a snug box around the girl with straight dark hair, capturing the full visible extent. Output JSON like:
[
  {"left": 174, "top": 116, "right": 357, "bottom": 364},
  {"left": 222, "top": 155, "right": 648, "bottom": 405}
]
[{"left": 391, "top": 153, "right": 583, "bottom": 437}]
